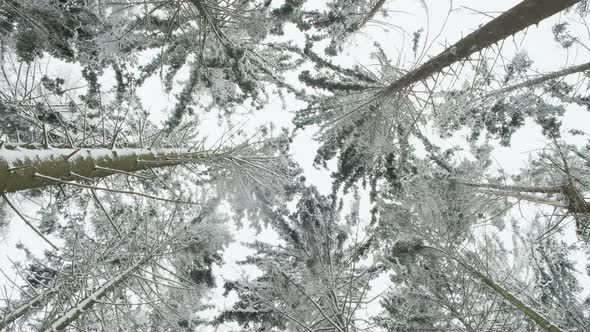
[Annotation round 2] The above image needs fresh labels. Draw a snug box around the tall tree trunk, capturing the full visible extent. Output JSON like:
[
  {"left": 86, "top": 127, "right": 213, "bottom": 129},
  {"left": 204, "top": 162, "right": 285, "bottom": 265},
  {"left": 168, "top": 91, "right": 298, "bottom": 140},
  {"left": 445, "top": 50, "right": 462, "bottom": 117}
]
[
  {"left": 470, "top": 269, "right": 561, "bottom": 332},
  {"left": 456, "top": 181, "right": 564, "bottom": 194},
  {"left": 427, "top": 247, "right": 562, "bottom": 331},
  {"left": 0, "top": 287, "right": 58, "bottom": 330},
  {"left": 351, "top": 0, "right": 387, "bottom": 32},
  {"left": 41, "top": 255, "right": 152, "bottom": 331},
  {"left": 457, "top": 181, "right": 590, "bottom": 214},
  {"left": 380, "top": 0, "right": 580, "bottom": 97},
  {"left": 563, "top": 183, "right": 590, "bottom": 214},
  {"left": 481, "top": 61, "right": 590, "bottom": 99},
  {"left": 0, "top": 148, "right": 224, "bottom": 193}
]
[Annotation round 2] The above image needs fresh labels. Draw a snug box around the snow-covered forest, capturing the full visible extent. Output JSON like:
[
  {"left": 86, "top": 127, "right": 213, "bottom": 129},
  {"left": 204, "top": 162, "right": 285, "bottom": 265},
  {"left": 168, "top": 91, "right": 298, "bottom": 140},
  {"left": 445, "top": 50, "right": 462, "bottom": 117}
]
[{"left": 1, "top": 0, "right": 590, "bottom": 331}]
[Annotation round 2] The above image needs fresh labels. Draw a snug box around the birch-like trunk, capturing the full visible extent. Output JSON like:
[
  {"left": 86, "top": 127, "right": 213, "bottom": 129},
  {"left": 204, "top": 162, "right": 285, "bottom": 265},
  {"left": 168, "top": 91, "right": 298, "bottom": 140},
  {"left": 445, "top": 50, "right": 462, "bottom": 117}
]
[{"left": 380, "top": 0, "right": 580, "bottom": 97}]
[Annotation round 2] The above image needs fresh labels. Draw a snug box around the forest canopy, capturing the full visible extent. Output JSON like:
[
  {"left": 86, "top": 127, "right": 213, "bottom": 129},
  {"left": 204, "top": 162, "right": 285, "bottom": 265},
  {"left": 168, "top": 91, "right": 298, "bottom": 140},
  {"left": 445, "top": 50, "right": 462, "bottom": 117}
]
[{"left": 1, "top": 0, "right": 590, "bottom": 331}]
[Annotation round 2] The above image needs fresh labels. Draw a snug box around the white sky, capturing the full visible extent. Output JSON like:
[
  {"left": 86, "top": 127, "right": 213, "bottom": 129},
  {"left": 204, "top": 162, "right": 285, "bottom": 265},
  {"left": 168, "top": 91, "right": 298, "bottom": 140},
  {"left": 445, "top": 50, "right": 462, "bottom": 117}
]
[
  {"left": 2, "top": 0, "right": 590, "bottom": 331},
  {"left": 202, "top": 0, "right": 590, "bottom": 329}
]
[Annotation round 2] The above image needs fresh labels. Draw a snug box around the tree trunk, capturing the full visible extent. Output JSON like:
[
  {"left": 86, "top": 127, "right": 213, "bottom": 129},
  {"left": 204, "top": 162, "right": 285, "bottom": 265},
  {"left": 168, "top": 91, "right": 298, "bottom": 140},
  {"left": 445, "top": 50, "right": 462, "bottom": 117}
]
[
  {"left": 0, "top": 287, "right": 58, "bottom": 330},
  {"left": 457, "top": 181, "right": 590, "bottom": 215},
  {"left": 426, "top": 247, "right": 562, "bottom": 332},
  {"left": 470, "top": 269, "right": 561, "bottom": 332},
  {"left": 456, "top": 181, "right": 564, "bottom": 194},
  {"left": 380, "top": 0, "right": 580, "bottom": 97},
  {"left": 0, "top": 147, "right": 223, "bottom": 193},
  {"left": 41, "top": 255, "right": 151, "bottom": 331},
  {"left": 563, "top": 183, "right": 590, "bottom": 214},
  {"left": 481, "top": 61, "right": 590, "bottom": 99},
  {"left": 351, "top": 0, "right": 387, "bottom": 32}
]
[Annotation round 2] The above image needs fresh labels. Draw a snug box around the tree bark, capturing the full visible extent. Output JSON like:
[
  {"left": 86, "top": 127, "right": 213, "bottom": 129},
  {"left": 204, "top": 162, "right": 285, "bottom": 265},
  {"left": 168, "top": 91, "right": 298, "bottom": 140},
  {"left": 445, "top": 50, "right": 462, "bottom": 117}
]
[
  {"left": 380, "top": 0, "right": 581, "bottom": 97},
  {"left": 563, "top": 183, "right": 590, "bottom": 214},
  {"left": 470, "top": 269, "right": 561, "bottom": 332},
  {"left": 481, "top": 61, "right": 590, "bottom": 99},
  {"left": 0, "top": 147, "right": 222, "bottom": 193},
  {"left": 0, "top": 287, "right": 58, "bottom": 330},
  {"left": 41, "top": 255, "right": 151, "bottom": 331},
  {"left": 425, "top": 247, "right": 562, "bottom": 332},
  {"left": 456, "top": 181, "right": 564, "bottom": 194},
  {"left": 457, "top": 181, "right": 590, "bottom": 214},
  {"left": 351, "top": 0, "right": 387, "bottom": 32}
]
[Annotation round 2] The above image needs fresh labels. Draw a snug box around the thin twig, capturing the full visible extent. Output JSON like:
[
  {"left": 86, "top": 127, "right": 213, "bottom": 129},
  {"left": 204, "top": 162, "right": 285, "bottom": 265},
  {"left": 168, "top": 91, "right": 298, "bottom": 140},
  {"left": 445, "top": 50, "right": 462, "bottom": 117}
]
[
  {"left": 33, "top": 173, "right": 202, "bottom": 205},
  {"left": 1, "top": 193, "right": 59, "bottom": 250}
]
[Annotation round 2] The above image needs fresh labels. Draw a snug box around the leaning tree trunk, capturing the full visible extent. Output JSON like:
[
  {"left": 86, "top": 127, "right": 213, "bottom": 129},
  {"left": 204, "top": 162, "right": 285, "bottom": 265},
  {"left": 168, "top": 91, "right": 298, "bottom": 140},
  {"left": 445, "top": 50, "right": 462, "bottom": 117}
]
[
  {"left": 350, "top": 0, "right": 387, "bottom": 32},
  {"left": 457, "top": 181, "right": 590, "bottom": 214},
  {"left": 469, "top": 269, "right": 561, "bottom": 332},
  {"left": 481, "top": 61, "right": 590, "bottom": 99},
  {"left": 380, "top": 0, "right": 581, "bottom": 97},
  {"left": 41, "top": 254, "right": 152, "bottom": 331},
  {"left": 0, "top": 147, "right": 228, "bottom": 193},
  {"left": 427, "top": 247, "right": 562, "bottom": 332},
  {"left": 0, "top": 287, "right": 59, "bottom": 330}
]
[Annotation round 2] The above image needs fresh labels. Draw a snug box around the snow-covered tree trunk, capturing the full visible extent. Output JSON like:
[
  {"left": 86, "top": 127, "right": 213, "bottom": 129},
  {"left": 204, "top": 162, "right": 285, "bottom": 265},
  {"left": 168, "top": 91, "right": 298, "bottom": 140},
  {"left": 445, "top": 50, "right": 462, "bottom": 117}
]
[
  {"left": 41, "top": 255, "right": 152, "bottom": 331},
  {"left": 0, "top": 147, "right": 225, "bottom": 193},
  {"left": 427, "top": 247, "right": 563, "bottom": 332},
  {"left": 470, "top": 269, "right": 562, "bottom": 332},
  {"left": 380, "top": 0, "right": 581, "bottom": 97},
  {"left": 456, "top": 181, "right": 564, "bottom": 194},
  {"left": 0, "top": 287, "right": 59, "bottom": 330},
  {"left": 351, "top": 0, "right": 387, "bottom": 31},
  {"left": 481, "top": 61, "right": 590, "bottom": 99},
  {"left": 457, "top": 181, "right": 590, "bottom": 214}
]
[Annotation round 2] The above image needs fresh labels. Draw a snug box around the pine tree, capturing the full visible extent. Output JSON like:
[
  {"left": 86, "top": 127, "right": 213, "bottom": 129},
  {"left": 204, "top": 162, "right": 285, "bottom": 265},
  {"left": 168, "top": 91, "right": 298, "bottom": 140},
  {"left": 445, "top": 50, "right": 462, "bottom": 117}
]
[
  {"left": 1, "top": 1, "right": 590, "bottom": 330},
  {"left": 295, "top": 0, "right": 583, "bottom": 189},
  {"left": 217, "top": 187, "right": 380, "bottom": 331},
  {"left": 0, "top": 0, "right": 101, "bottom": 62},
  {"left": 454, "top": 140, "right": 590, "bottom": 238},
  {"left": 0, "top": 5, "right": 300, "bottom": 328},
  {"left": 373, "top": 155, "right": 577, "bottom": 331}
]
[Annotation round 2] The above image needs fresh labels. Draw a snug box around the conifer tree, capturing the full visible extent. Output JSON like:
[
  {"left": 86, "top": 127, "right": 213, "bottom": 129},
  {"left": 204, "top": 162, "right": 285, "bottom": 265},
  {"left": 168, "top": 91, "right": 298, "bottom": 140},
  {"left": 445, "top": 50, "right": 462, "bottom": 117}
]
[
  {"left": 295, "top": 0, "right": 584, "bottom": 190},
  {"left": 217, "top": 187, "right": 380, "bottom": 331},
  {"left": 1, "top": 1, "right": 590, "bottom": 330}
]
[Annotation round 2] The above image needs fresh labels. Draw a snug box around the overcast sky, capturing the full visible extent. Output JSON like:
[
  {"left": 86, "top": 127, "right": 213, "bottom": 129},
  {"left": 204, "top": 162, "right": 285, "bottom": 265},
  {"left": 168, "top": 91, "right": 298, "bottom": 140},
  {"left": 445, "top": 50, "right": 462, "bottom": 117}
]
[
  {"left": 193, "top": 1, "right": 590, "bottom": 329},
  {"left": 2, "top": 1, "right": 590, "bottom": 330}
]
